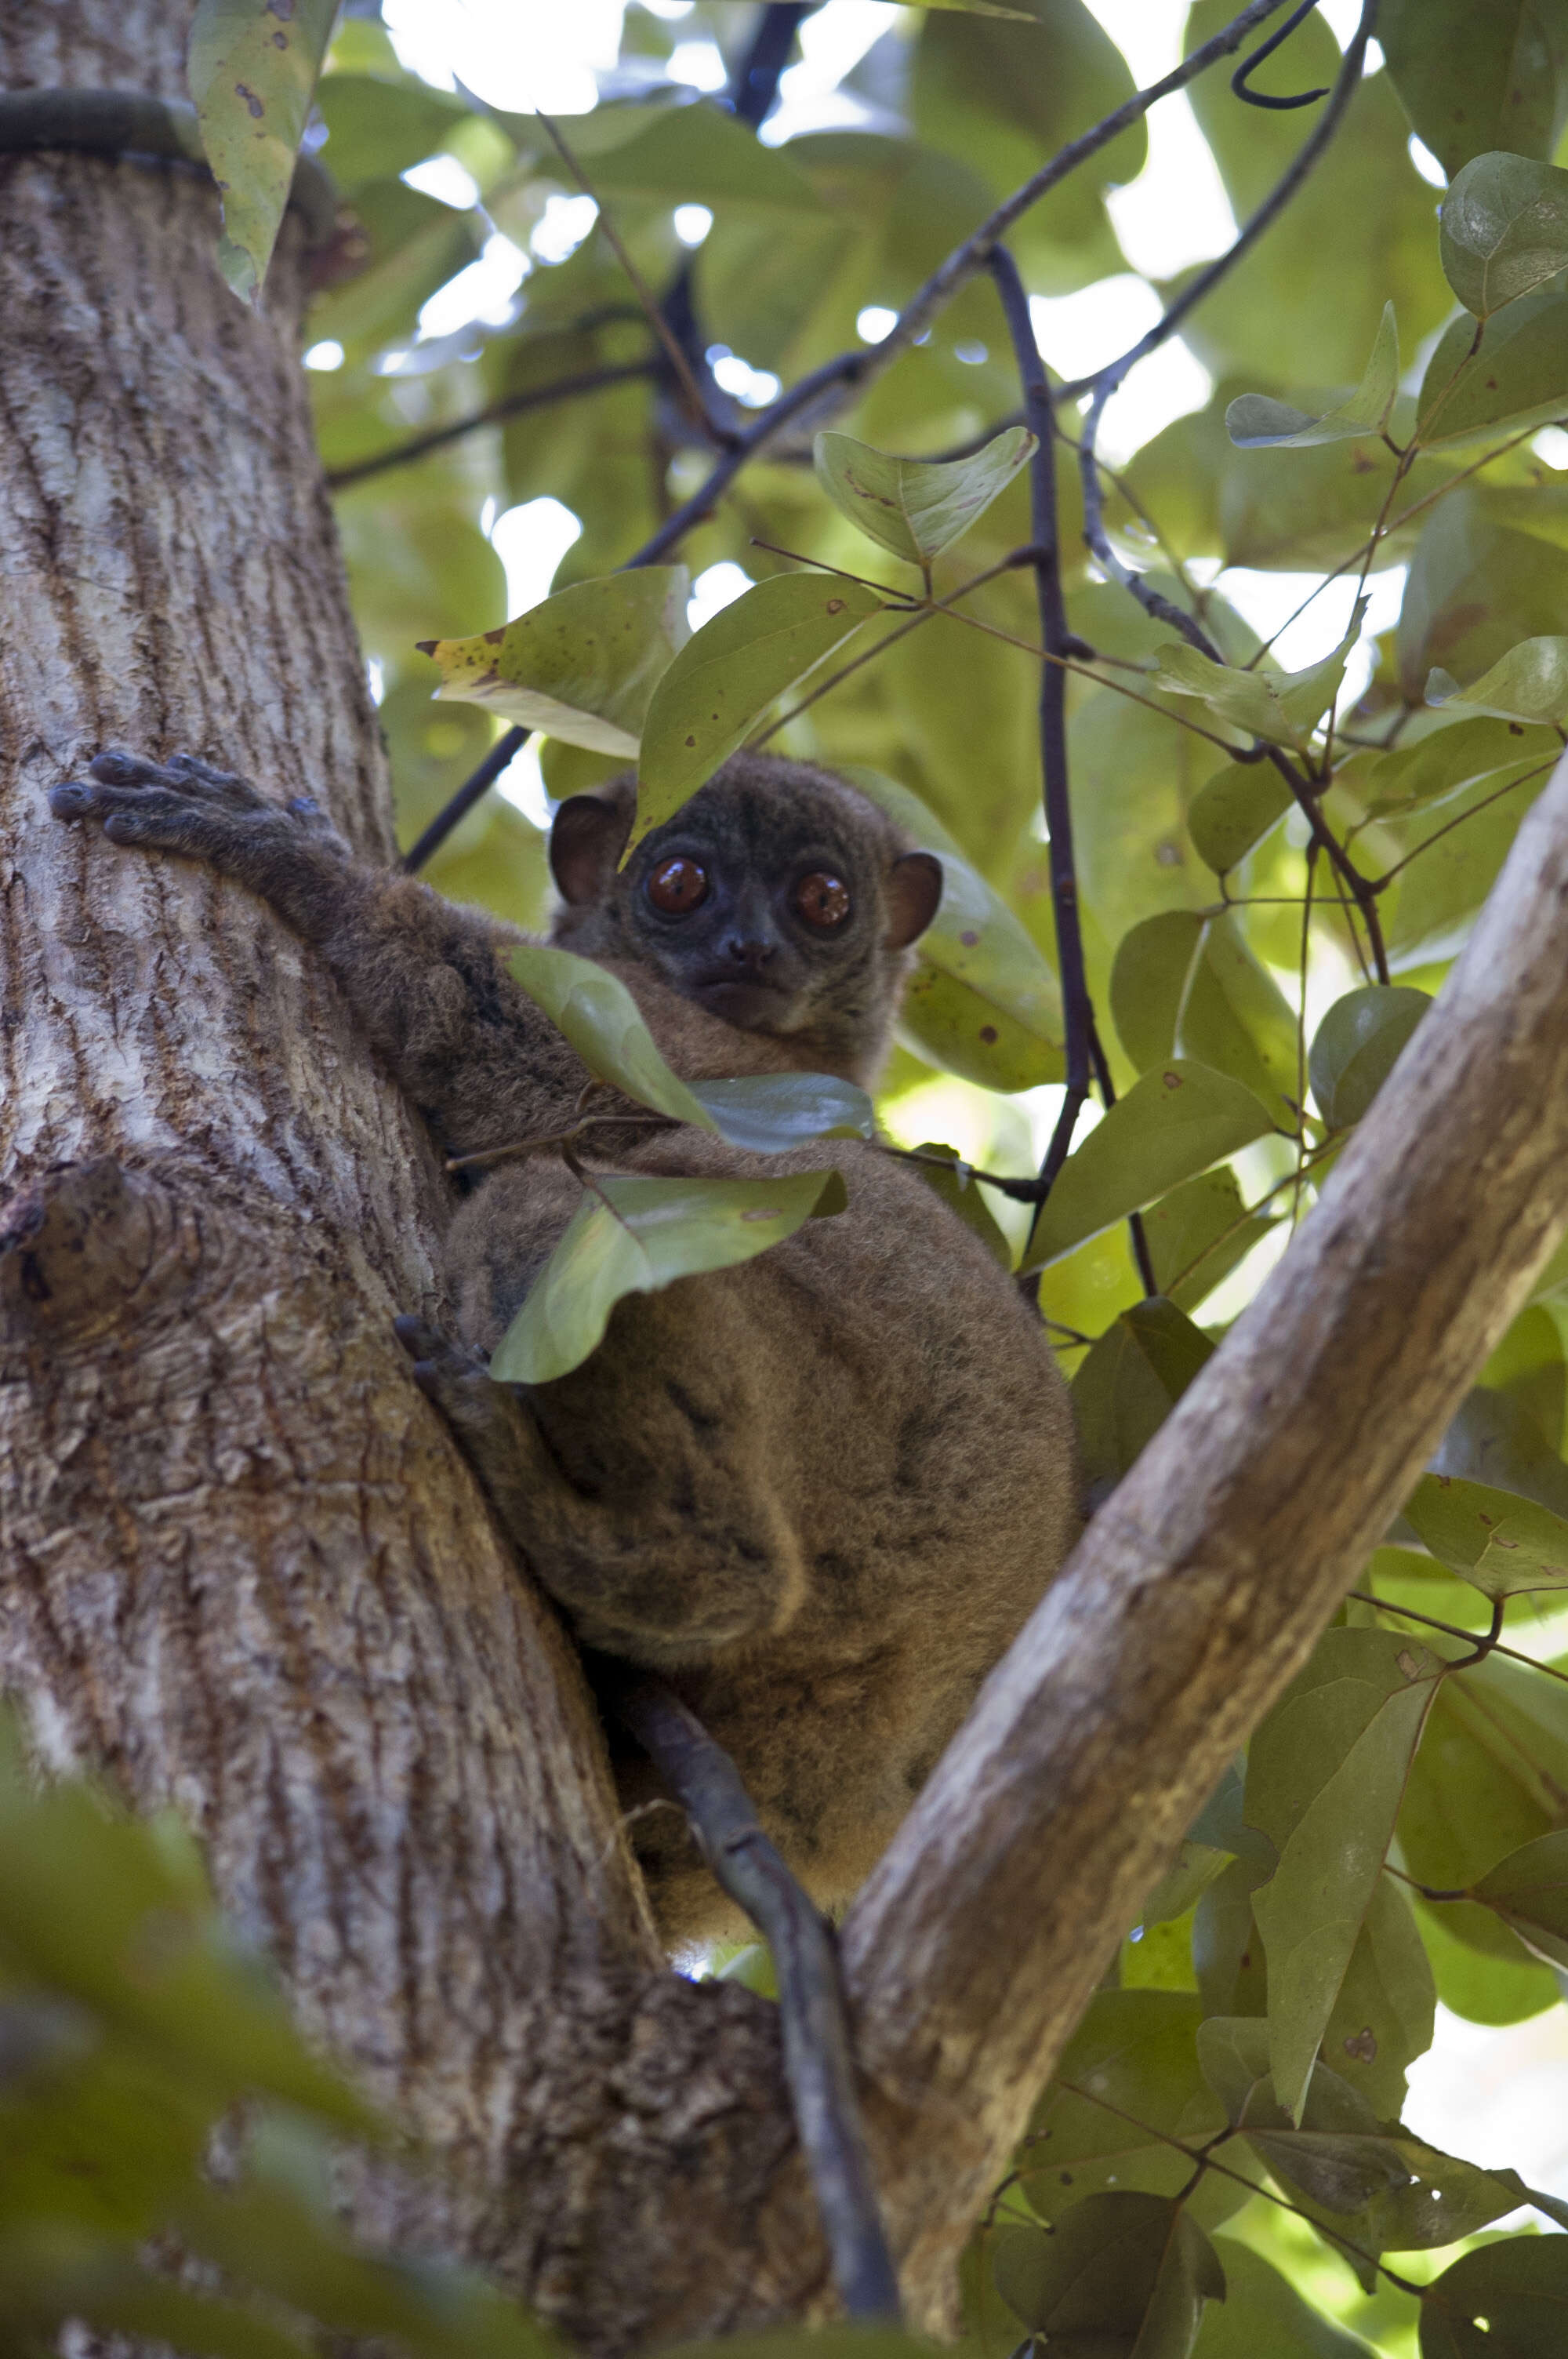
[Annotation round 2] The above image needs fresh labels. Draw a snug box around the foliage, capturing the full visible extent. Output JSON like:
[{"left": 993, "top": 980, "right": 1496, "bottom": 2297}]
[{"left": 69, "top": 0, "right": 1568, "bottom": 2352}]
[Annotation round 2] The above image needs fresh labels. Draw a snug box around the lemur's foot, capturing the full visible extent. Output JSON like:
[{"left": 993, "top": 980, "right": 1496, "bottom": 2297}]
[{"left": 50, "top": 748, "right": 347, "bottom": 860}]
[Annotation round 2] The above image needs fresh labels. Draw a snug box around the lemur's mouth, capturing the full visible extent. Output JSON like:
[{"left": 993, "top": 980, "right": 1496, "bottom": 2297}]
[{"left": 691, "top": 975, "right": 794, "bottom": 1029}]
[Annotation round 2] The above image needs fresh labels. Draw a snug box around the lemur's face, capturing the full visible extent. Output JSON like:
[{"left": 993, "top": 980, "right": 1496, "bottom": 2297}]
[{"left": 549, "top": 761, "right": 942, "bottom": 1041}]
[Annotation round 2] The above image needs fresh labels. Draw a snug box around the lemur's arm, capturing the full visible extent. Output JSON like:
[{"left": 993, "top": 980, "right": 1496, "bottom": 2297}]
[{"left": 51, "top": 751, "right": 589, "bottom": 1157}]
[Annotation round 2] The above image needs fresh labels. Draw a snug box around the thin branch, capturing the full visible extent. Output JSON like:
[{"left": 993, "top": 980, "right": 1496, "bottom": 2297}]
[
  {"left": 986, "top": 248, "right": 1094, "bottom": 1242},
  {"left": 535, "top": 112, "right": 729, "bottom": 444},
  {"left": 1077, "top": 0, "right": 1390, "bottom": 981},
  {"left": 325, "top": 359, "right": 654, "bottom": 493},
  {"left": 1348, "top": 1591, "right": 1568, "bottom": 1692},
  {"left": 399, "top": 724, "right": 531, "bottom": 874},
  {"left": 601, "top": 1669, "right": 902, "bottom": 2323},
  {"left": 1230, "top": 0, "right": 1330, "bottom": 108}
]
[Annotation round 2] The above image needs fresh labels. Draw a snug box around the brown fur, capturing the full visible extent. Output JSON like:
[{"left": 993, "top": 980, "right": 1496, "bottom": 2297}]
[{"left": 51, "top": 747, "right": 1080, "bottom": 1942}]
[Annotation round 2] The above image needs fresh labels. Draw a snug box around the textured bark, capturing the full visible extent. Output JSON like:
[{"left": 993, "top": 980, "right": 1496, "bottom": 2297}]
[
  {"left": 0, "top": 9, "right": 827, "bottom": 2350},
  {"left": 840, "top": 754, "right": 1568, "bottom": 2317}
]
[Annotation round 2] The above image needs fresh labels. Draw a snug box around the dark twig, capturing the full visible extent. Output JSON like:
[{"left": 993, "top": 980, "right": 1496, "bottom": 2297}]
[
  {"left": 1231, "top": 0, "right": 1330, "bottom": 108},
  {"left": 327, "top": 359, "right": 655, "bottom": 493},
  {"left": 728, "top": 3, "right": 817, "bottom": 129},
  {"left": 406, "top": 0, "right": 1308, "bottom": 866},
  {"left": 400, "top": 725, "right": 530, "bottom": 873},
  {"left": 603, "top": 1670, "right": 902, "bottom": 2322}
]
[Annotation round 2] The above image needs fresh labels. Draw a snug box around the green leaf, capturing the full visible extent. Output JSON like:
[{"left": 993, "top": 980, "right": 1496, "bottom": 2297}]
[
  {"left": 1439, "top": 150, "right": 1568, "bottom": 318},
  {"left": 1196, "top": 2237, "right": 1378, "bottom": 2357},
  {"left": 1149, "top": 621, "right": 1362, "bottom": 749},
  {"left": 313, "top": 75, "right": 474, "bottom": 193},
  {"left": 506, "top": 943, "right": 717, "bottom": 1129},
  {"left": 1416, "top": 288, "right": 1568, "bottom": 445},
  {"left": 1351, "top": 716, "right": 1559, "bottom": 817},
  {"left": 635, "top": 575, "right": 881, "bottom": 843},
  {"left": 841, "top": 766, "right": 1065, "bottom": 1089},
  {"left": 1471, "top": 1830, "right": 1568, "bottom": 1968},
  {"left": 1112, "top": 911, "right": 1301, "bottom": 1125},
  {"left": 1142, "top": 1170, "right": 1278, "bottom": 1314},
  {"left": 1403, "top": 1473, "right": 1568, "bottom": 1594},
  {"left": 1396, "top": 494, "right": 1568, "bottom": 700},
  {"left": 550, "top": 100, "right": 828, "bottom": 210},
  {"left": 1186, "top": 763, "right": 1294, "bottom": 875},
  {"left": 1427, "top": 638, "right": 1568, "bottom": 724},
  {"left": 1381, "top": 0, "right": 1568, "bottom": 176},
  {"left": 1308, "top": 1873, "right": 1436, "bottom": 2121},
  {"left": 1019, "top": 1991, "right": 1239, "bottom": 2228},
  {"left": 1196, "top": 2019, "right": 1412, "bottom": 2215},
  {"left": 490, "top": 1169, "right": 847, "bottom": 1386},
  {"left": 1307, "top": 987, "right": 1432, "bottom": 1131},
  {"left": 1024, "top": 1061, "right": 1277, "bottom": 1271},
  {"left": 993, "top": 2196, "right": 1225, "bottom": 2354},
  {"left": 187, "top": 0, "right": 338, "bottom": 307},
  {"left": 1227, "top": 305, "right": 1400, "bottom": 449},
  {"left": 1071, "top": 1299, "right": 1216, "bottom": 1491},
  {"left": 813, "top": 426, "right": 1036, "bottom": 569},
  {"left": 1415, "top": 1891, "right": 1560, "bottom": 2023},
  {"left": 1246, "top": 1628, "right": 1443, "bottom": 2119},
  {"left": 687, "top": 1074, "right": 875, "bottom": 1154},
  {"left": 423, "top": 570, "right": 691, "bottom": 758},
  {"left": 1419, "top": 2234, "right": 1568, "bottom": 2357}
]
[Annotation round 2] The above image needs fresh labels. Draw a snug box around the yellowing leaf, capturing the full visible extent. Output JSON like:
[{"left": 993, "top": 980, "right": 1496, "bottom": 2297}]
[
  {"left": 1427, "top": 637, "right": 1568, "bottom": 725},
  {"left": 813, "top": 426, "right": 1036, "bottom": 568},
  {"left": 1149, "top": 618, "right": 1363, "bottom": 749},
  {"left": 635, "top": 575, "right": 881, "bottom": 845},
  {"left": 490, "top": 1170, "right": 847, "bottom": 1384},
  {"left": 423, "top": 570, "right": 691, "bottom": 758},
  {"left": 187, "top": 0, "right": 338, "bottom": 307}
]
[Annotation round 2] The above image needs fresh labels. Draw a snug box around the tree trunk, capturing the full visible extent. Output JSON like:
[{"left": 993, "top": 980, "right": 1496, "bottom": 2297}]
[{"left": 0, "top": 9, "right": 828, "bottom": 2350}]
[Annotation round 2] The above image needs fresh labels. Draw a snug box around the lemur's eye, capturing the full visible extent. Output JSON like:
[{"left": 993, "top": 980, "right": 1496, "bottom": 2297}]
[
  {"left": 647, "top": 856, "right": 709, "bottom": 915},
  {"left": 793, "top": 871, "right": 851, "bottom": 929}
]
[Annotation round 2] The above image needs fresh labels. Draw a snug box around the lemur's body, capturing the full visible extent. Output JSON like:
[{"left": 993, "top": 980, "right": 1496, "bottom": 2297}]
[{"left": 53, "top": 748, "right": 1080, "bottom": 1939}]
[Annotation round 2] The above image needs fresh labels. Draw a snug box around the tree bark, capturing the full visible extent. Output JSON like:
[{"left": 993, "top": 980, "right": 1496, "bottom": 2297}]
[{"left": 0, "top": 10, "right": 828, "bottom": 2351}]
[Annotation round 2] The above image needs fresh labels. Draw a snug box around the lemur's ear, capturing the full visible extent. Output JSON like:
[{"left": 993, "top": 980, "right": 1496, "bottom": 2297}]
[
  {"left": 883, "top": 851, "right": 943, "bottom": 950},
  {"left": 550, "top": 794, "right": 634, "bottom": 906}
]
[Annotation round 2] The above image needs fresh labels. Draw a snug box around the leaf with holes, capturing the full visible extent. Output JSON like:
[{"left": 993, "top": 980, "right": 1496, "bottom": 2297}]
[
  {"left": 490, "top": 1170, "right": 848, "bottom": 1385},
  {"left": 1439, "top": 150, "right": 1568, "bottom": 318},
  {"left": 187, "top": 0, "right": 338, "bottom": 307},
  {"left": 635, "top": 575, "right": 882, "bottom": 845},
  {"left": 422, "top": 570, "right": 691, "bottom": 758},
  {"left": 813, "top": 426, "right": 1036, "bottom": 569},
  {"left": 1403, "top": 1474, "right": 1568, "bottom": 1596},
  {"left": 1023, "top": 1060, "right": 1276, "bottom": 1271},
  {"left": 1227, "top": 304, "right": 1399, "bottom": 449},
  {"left": 1418, "top": 2233, "right": 1568, "bottom": 2357}
]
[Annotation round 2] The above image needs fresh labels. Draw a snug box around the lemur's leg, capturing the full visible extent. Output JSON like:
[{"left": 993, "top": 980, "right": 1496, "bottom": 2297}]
[{"left": 393, "top": 1318, "right": 802, "bottom": 1666}]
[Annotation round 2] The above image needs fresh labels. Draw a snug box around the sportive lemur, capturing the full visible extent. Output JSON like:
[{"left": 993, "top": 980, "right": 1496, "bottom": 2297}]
[{"left": 52, "top": 747, "right": 1080, "bottom": 1940}]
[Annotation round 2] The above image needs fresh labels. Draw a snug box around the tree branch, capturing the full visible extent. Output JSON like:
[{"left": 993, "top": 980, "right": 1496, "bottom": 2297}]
[
  {"left": 604, "top": 1669, "right": 902, "bottom": 2324},
  {"left": 838, "top": 746, "right": 1568, "bottom": 2320},
  {"left": 325, "top": 358, "right": 654, "bottom": 493}
]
